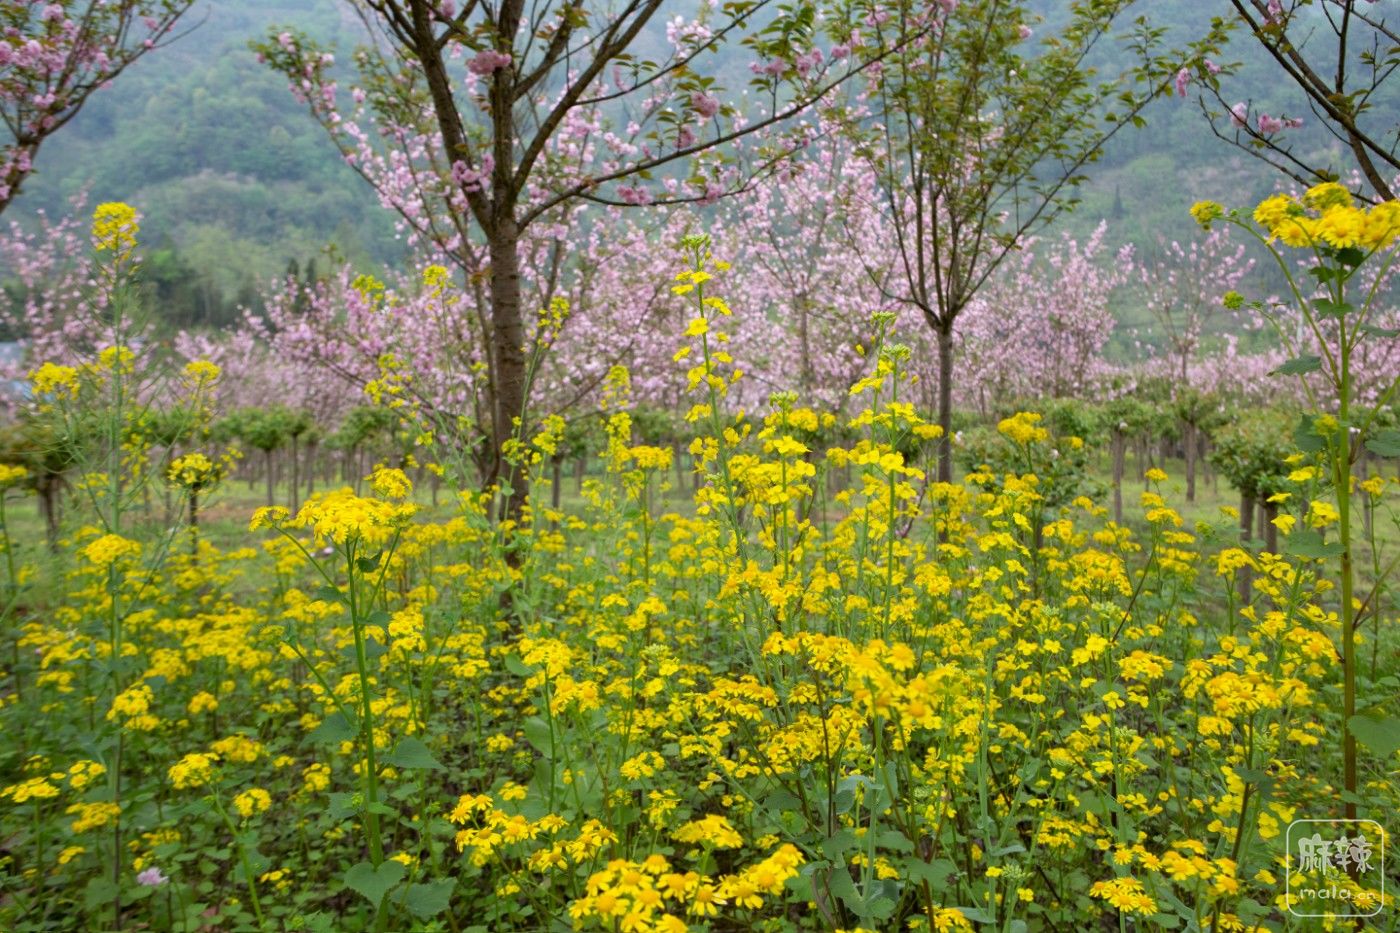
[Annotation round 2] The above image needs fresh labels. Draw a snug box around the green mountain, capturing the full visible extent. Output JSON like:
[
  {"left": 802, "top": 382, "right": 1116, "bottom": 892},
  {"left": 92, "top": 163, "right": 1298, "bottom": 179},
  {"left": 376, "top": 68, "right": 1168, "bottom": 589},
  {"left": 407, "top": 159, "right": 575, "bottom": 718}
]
[{"left": 6, "top": 0, "right": 1396, "bottom": 333}]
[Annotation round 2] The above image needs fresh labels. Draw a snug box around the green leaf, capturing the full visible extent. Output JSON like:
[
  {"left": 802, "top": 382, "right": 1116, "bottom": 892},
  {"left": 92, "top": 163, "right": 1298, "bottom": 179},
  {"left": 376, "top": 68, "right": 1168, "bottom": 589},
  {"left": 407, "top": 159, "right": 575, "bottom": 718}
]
[
  {"left": 1271, "top": 355, "right": 1321, "bottom": 376},
  {"left": 1294, "top": 415, "right": 1326, "bottom": 453},
  {"left": 522, "top": 716, "right": 554, "bottom": 756},
  {"left": 1347, "top": 712, "right": 1400, "bottom": 759},
  {"left": 357, "top": 551, "right": 384, "bottom": 573},
  {"left": 875, "top": 829, "right": 914, "bottom": 853},
  {"left": 905, "top": 858, "right": 956, "bottom": 887},
  {"left": 1365, "top": 428, "right": 1400, "bottom": 458},
  {"left": 84, "top": 877, "right": 119, "bottom": 911},
  {"left": 307, "top": 712, "right": 356, "bottom": 745},
  {"left": 1287, "top": 529, "right": 1344, "bottom": 560},
  {"left": 343, "top": 860, "right": 404, "bottom": 905},
  {"left": 403, "top": 880, "right": 454, "bottom": 919},
  {"left": 1313, "top": 298, "right": 1353, "bottom": 319},
  {"left": 327, "top": 792, "right": 360, "bottom": 820},
  {"left": 1336, "top": 246, "right": 1366, "bottom": 268},
  {"left": 383, "top": 736, "right": 444, "bottom": 770},
  {"left": 958, "top": 907, "right": 997, "bottom": 924},
  {"left": 504, "top": 654, "right": 531, "bottom": 677},
  {"left": 313, "top": 583, "right": 343, "bottom": 603},
  {"left": 1359, "top": 324, "right": 1400, "bottom": 338}
]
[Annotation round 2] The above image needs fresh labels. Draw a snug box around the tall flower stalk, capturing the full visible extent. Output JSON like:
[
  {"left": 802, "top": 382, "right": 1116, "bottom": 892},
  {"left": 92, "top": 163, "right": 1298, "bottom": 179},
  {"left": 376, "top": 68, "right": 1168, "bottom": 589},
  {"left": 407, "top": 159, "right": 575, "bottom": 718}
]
[{"left": 1192, "top": 185, "right": 1400, "bottom": 818}]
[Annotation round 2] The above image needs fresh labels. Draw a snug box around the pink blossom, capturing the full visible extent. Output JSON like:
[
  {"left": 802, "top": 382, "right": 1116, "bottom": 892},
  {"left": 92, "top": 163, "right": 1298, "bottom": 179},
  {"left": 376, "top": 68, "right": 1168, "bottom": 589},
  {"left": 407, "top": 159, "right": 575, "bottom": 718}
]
[
  {"left": 467, "top": 50, "right": 512, "bottom": 75},
  {"left": 1257, "top": 113, "right": 1283, "bottom": 134},
  {"left": 1017, "top": 25, "right": 1033, "bottom": 40},
  {"left": 1174, "top": 67, "right": 1190, "bottom": 98},
  {"left": 136, "top": 868, "right": 168, "bottom": 887},
  {"left": 1205, "top": 59, "right": 1221, "bottom": 75},
  {"left": 691, "top": 92, "right": 720, "bottom": 119},
  {"left": 1230, "top": 102, "right": 1248, "bottom": 128}
]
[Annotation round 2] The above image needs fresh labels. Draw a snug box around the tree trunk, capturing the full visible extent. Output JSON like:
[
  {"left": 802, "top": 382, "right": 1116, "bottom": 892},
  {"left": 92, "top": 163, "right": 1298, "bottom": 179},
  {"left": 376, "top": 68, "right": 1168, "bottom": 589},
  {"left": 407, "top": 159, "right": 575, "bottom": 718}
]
[
  {"left": 264, "top": 449, "right": 275, "bottom": 507},
  {"left": 936, "top": 322, "right": 954, "bottom": 484},
  {"left": 1111, "top": 431, "right": 1126, "bottom": 526},
  {"left": 551, "top": 456, "right": 562, "bottom": 511},
  {"left": 1239, "top": 491, "right": 1255, "bottom": 603},
  {"left": 489, "top": 216, "right": 528, "bottom": 525},
  {"left": 190, "top": 490, "right": 199, "bottom": 560},
  {"left": 1184, "top": 421, "right": 1198, "bottom": 502},
  {"left": 306, "top": 442, "right": 317, "bottom": 497},
  {"left": 1263, "top": 501, "right": 1278, "bottom": 554},
  {"left": 290, "top": 434, "right": 300, "bottom": 515},
  {"left": 39, "top": 482, "right": 59, "bottom": 552}
]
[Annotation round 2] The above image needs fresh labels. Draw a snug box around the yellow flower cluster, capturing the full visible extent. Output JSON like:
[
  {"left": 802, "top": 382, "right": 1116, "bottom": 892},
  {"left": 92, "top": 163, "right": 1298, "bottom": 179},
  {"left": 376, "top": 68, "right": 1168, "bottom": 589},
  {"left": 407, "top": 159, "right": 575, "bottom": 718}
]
[
  {"left": 82, "top": 533, "right": 142, "bottom": 568},
  {"left": 91, "top": 202, "right": 139, "bottom": 258},
  {"left": 168, "top": 752, "right": 218, "bottom": 790},
  {"left": 1197, "top": 181, "right": 1400, "bottom": 250},
  {"left": 997, "top": 410, "right": 1049, "bottom": 446},
  {"left": 29, "top": 361, "right": 79, "bottom": 398},
  {"left": 168, "top": 452, "right": 224, "bottom": 490}
]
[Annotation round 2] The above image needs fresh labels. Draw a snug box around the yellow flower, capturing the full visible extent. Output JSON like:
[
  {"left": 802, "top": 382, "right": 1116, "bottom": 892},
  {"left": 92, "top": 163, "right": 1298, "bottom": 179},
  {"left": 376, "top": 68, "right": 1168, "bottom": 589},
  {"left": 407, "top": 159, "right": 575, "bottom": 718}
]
[
  {"left": 30, "top": 362, "right": 79, "bottom": 398},
  {"left": 1253, "top": 193, "right": 1297, "bottom": 231},
  {"left": 97, "top": 345, "right": 135, "bottom": 375},
  {"left": 1315, "top": 205, "right": 1366, "bottom": 249},
  {"left": 997, "top": 411, "right": 1048, "bottom": 446},
  {"left": 168, "top": 453, "right": 223, "bottom": 490},
  {"left": 188, "top": 692, "right": 219, "bottom": 715},
  {"left": 168, "top": 753, "right": 218, "bottom": 790},
  {"left": 368, "top": 467, "right": 413, "bottom": 500},
  {"left": 673, "top": 814, "right": 744, "bottom": 849},
  {"left": 249, "top": 506, "right": 290, "bottom": 531},
  {"left": 1303, "top": 181, "right": 1352, "bottom": 211},
  {"left": 423, "top": 264, "right": 451, "bottom": 293},
  {"left": 3, "top": 777, "right": 61, "bottom": 803},
  {"left": 292, "top": 488, "right": 416, "bottom": 546},
  {"left": 232, "top": 788, "right": 272, "bottom": 819},
  {"left": 1190, "top": 200, "right": 1225, "bottom": 228},
  {"left": 0, "top": 463, "right": 28, "bottom": 487},
  {"left": 183, "top": 360, "right": 221, "bottom": 384},
  {"left": 1088, "top": 876, "right": 1156, "bottom": 915},
  {"left": 1361, "top": 200, "right": 1400, "bottom": 249},
  {"left": 92, "top": 202, "right": 139, "bottom": 257},
  {"left": 82, "top": 534, "right": 142, "bottom": 568},
  {"left": 1307, "top": 500, "right": 1338, "bottom": 527},
  {"left": 67, "top": 801, "right": 121, "bottom": 833}
]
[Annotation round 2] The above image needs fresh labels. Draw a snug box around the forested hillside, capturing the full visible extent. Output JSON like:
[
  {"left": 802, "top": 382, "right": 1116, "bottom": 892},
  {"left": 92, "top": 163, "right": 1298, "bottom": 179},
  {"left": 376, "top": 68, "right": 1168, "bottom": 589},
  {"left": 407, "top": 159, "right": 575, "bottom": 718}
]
[{"left": 7, "top": 0, "right": 1398, "bottom": 329}]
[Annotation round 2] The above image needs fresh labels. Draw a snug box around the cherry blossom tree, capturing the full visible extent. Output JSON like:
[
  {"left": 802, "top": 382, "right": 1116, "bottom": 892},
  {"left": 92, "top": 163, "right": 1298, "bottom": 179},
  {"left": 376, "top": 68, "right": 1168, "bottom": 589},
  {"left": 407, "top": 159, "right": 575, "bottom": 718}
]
[
  {"left": 711, "top": 123, "right": 899, "bottom": 411},
  {"left": 0, "top": 1, "right": 193, "bottom": 214},
  {"left": 957, "top": 223, "right": 1134, "bottom": 413},
  {"left": 257, "top": 0, "right": 913, "bottom": 518},
  {"left": 1187, "top": 0, "right": 1400, "bottom": 201},
  {"left": 852, "top": 0, "right": 1222, "bottom": 482}
]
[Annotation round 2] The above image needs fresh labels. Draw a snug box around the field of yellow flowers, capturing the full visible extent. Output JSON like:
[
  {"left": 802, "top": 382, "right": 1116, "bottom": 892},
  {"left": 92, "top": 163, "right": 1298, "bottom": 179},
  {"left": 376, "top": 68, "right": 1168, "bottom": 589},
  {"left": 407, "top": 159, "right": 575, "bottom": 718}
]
[{"left": 0, "top": 212, "right": 1397, "bottom": 932}]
